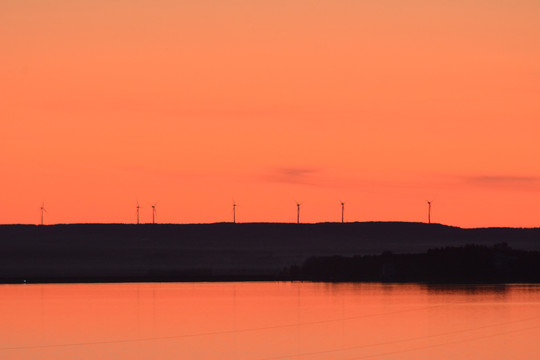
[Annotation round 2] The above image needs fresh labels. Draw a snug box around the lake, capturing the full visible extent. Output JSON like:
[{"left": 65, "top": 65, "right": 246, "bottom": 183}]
[{"left": 0, "top": 282, "right": 539, "bottom": 359}]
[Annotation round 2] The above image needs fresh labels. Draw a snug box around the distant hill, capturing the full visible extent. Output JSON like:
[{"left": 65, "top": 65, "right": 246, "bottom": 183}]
[{"left": 0, "top": 222, "right": 539, "bottom": 283}]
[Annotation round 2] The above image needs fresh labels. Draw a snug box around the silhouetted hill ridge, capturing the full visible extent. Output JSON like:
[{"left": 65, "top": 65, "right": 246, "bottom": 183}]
[{"left": 0, "top": 222, "right": 539, "bottom": 283}]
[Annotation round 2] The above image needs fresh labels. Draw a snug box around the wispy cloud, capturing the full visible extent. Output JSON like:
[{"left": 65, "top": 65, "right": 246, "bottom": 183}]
[
  {"left": 266, "top": 167, "right": 321, "bottom": 186},
  {"left": 464, "top": 175, "right": 540, "bottom": 189}
]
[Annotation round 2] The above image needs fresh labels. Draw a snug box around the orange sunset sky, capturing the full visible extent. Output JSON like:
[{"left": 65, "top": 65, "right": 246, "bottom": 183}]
[{"left": 1, "top": 0, "right": 539, "bottom": 227}]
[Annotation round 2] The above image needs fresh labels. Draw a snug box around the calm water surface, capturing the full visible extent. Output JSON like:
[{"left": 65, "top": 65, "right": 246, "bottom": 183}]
[{"left": 0, "top": 282, "right": 539, "bottom": 359}]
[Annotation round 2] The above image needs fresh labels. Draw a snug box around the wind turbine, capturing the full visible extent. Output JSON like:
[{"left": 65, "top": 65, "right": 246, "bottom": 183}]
[
  {"left": 40, "top": 202, "right": 47, "bottom": 225},
  {"left": 136, "top": 201, "right": 140, "bottom": 225},
  {"left": 340, "top": 201, "right": 345, "bottom": 224},
  {"left": 151, "top": 203, "right": 157, "bottom": 224},
  {"left": 296, "top": 202, "right": 301, "bottom": 224},
  {"left": 427, "top": 201, "right": 432, "bottom": 224},
  {"left": 232, "top": 201, "right": 237, "bottom": 224}
]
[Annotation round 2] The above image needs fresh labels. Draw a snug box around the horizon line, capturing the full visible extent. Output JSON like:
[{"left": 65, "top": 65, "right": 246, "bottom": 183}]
[{"left": 0, "top": 221, "right": 538, "bottom": 230}]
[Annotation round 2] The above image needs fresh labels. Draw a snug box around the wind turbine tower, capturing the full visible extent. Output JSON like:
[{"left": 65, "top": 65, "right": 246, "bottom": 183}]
[
  {"left": 232, "top": 201, "right": 237, "bottom": 223},
  {"left": 427, "top": 201, "right": 432, "bottom": 224},
  {"left": 152, "top": 203, "right": 157, "bottom": 224},
  {"left": 40, "top": 202, "right": 47, "bottom": 225},
  {"left": 341, "top": 201, "right": 345, "bottom": 224},
  {"left": 296, "top": 202, "right": 301, "bottom": 224},
  {"left": 136, "top": 202, "right": 140, "bottom": 225}
]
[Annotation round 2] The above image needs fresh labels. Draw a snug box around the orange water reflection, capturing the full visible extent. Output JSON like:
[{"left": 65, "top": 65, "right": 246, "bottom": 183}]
[{"left": 0, "top": 282, "right": 539, "bottom": 359}]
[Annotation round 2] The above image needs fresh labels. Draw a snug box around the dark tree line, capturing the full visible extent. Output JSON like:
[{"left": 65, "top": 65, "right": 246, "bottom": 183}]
[{"left": 288, "top": 243, "right": 540, "bottom": 283}]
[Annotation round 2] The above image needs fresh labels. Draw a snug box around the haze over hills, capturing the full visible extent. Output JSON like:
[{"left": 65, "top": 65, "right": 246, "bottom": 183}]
[{"left": 0, "top": 222, "right": 539, "bottom": 283}]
